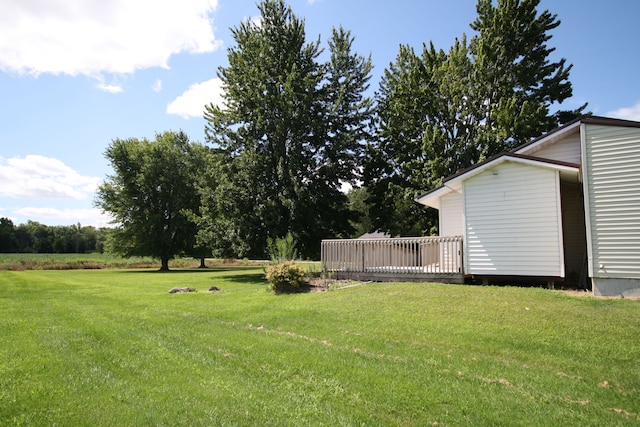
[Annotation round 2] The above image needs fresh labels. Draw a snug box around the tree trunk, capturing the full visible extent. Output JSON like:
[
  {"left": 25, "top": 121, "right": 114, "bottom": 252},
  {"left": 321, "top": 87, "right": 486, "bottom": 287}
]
[
  {"left": 199, "top": 257, "right": 207, "bottom": 268},
  {"left": 160, "top": 257, "right": 170, "bottom": 271}
]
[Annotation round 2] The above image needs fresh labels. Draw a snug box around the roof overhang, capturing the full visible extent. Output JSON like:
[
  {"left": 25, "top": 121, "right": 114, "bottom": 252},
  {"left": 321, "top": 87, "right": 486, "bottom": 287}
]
[
  {"left": 514, "top": 114, "right": 640, "bottom": 155},
  {"left": 416, "top": 154, "right": 580, "bottom": 209}
]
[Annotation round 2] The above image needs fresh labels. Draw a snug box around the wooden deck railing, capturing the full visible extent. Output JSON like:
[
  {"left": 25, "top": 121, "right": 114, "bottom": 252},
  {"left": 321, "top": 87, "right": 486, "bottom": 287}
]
[{"left": 321, "top": 236, "right": 463, "bottom": 275}]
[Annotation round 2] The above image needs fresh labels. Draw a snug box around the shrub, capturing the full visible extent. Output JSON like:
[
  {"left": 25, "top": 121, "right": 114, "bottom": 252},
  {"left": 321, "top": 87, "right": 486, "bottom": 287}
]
[
  {"left": 265, "top": 261, "right": 307, "bottom": 293},
  {"left": 267, "top": 232, "right": 298, "bottom": 263}
]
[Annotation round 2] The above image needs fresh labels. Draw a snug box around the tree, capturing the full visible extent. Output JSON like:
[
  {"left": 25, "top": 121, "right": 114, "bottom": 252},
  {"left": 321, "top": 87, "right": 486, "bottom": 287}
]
[
  {"left": 0, "top": 220, "right": 100, "bottom": 254},
  {"left": 365, "top": 0, "right": 583, "bottom": 236},
  {"left": 14, "top": 223, "right": 34, "bottom": 253},
  {"left": 19, "top": 221, "right": 55, "bottom": 253},
  {"left": 365, "top": 43, "right": 448, "bottom": 236},
  {"left": 95, "top": 131, "right": 206, "bottom": 270},
  {"left": 470, "top": 0, "right": 584, "bottom": 150},
  {"left": 51, "top": 223, "right": 97, "bottom": 253},
  {"left": 346, "top": 187, "right": 374, "bottom": 238},
  {"left": 202, "top": 0, "right": 372, "bottom": 259},
  {"left": 0, "top": 217, "right": 18, "bottom": 252},
  {"left": 323, "top": 26, "right": 374, "bottom": 185}
]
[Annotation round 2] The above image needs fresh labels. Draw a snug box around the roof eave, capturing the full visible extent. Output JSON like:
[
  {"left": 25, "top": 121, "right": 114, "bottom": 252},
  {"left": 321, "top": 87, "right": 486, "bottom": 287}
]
[{"left": 415, "top": 154, "right": 580, "bottom": 209}]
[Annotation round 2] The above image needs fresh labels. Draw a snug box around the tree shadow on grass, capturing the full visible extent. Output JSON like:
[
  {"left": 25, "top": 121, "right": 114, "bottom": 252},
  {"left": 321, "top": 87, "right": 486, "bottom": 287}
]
[
  {"left": 117, "top": 268, "right": 235, "bottom": 274},
  {"left": 217, "top": 273, "right": 267, "bottom": 286},
  {"left": 271, "top": 283, "right": 326, "bottom": 294}
]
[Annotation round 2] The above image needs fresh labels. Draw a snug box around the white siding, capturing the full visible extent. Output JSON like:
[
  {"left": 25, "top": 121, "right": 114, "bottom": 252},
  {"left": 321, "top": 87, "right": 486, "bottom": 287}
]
[
  {"left": 439, "top": 191, "right": 464, "bottom": 237},
  {"left": 583, "top": 124, "right": 640, "bottom": 279},
  {"left": 464, "top": 162, "right": 564, "bottom": 277},
  {"left": 534, "top": 133, "right": 582, "bottom": 164}
]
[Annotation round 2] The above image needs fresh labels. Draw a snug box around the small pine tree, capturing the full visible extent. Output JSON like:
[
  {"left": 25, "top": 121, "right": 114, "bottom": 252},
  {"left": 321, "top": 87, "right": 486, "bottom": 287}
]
[{"left": 267, "top": 232, "right": 298, "bottom": 263}]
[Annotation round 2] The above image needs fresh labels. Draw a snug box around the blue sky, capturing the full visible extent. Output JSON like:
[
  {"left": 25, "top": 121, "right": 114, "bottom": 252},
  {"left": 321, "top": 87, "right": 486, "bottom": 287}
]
[{"left": 1, "top": 0, "right": 639, "bottom": 228}]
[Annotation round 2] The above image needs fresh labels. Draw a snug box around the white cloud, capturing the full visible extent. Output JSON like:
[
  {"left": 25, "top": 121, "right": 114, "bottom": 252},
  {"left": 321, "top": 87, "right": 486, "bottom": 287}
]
[
  {"left": 14, "top": 207, "right": 112, "bottom": 228},
  {"left": 0, "top": 155, "right": 101, "bottom": 199},
  {"left": 0, "top": 0, "right": 221, "bottom": 77},
  {"left": 167, "top": 77, "right": 225, "bottom": 119},
  {"left": 607, "top": 101, "right": 640, "bottom": 122},
  {"left": 152, "top": 79, "right": 163, "bottom": 92},
  {"left": 95, "top": 75, "right": 124, "bottom": 93},
  {"left": 97, "top": 82, "right": 124, "bottom": 94}
]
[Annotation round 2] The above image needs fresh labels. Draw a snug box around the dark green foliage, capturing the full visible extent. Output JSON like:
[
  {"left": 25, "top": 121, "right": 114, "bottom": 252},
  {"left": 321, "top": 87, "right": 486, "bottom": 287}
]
[
  {"left": 0, "top": 217, "right": 18, "bottom": 252},
  {"left": 470, "top": 0, "right": 585, "bottom": 149},
  {"left": 365, "top": 0, "right": 584, "bottom": 236},
  {"left": 95, "top": 131, "right": 206, "bottom": 270},
  {"left": 267, "top": 231, "right": 298, "bottom": 263},
  {"left": 201, "top": 0, "right": 373, "bottom": 259},
  {"left": 0, "top": 218, "right": 102, "bottom": 254},
  {"left": 346, "top": 187, "right": 375, "bottom": 237}
]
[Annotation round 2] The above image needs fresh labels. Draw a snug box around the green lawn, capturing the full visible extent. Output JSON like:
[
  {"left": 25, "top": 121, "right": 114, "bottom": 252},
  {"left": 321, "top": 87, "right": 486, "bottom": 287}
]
[{"left": 1, "top": 267, "right": 638, "bottom": 426}]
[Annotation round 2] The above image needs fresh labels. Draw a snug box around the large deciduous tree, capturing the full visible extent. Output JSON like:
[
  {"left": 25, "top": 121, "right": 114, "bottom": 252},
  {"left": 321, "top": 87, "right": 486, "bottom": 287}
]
[
  {"left": 470, "top": 0, "right": 583, "bottom": 150},
  {"left": 202, "top": 0, "right": 372, "bottom": 258},
  {"left": 95, "top": 131, "right": 206, "bottom": 270},
  {"left": 365, "top": 0, "right": 584, "bottom": 236}
]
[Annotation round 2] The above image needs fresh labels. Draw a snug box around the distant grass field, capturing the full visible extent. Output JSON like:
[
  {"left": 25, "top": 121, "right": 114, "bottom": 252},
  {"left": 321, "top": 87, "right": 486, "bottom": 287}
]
[
  {"left": 0, "top": 253, "right": 259, "bottom": 271},
  {"left": 1, "top": 267, "right": 638, "bottom": 426}
]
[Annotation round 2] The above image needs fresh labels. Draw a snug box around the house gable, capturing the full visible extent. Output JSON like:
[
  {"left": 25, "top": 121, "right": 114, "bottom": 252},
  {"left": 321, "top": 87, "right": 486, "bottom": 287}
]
[
  {"left": 517, "top": 131, "right": 581, "bottom": 164},
  {"left": 416, "top": 154, "right": 579, "bottom": 209},
  {"left": 463, "top": 161, "right": 565, "bottom": 277}
]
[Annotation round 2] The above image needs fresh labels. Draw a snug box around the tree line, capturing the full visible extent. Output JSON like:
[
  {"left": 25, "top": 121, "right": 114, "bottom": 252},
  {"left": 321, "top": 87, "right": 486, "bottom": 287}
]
[
  {"left": 93, "top": 0, "right": 583, "bottom": 268},
  {"left": 0, "top": 218, "right": 106, "bottom": 254}
]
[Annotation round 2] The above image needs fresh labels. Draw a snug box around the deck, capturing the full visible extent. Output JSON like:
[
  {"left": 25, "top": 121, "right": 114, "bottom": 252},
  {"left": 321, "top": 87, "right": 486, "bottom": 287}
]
[{"left": 321, "top": 236, "right": 464, "bottom": 284}]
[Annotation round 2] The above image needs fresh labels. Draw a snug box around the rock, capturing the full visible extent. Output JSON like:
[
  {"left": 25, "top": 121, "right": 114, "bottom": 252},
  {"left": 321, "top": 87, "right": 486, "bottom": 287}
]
[
  {"left": 168, "top": 287, "right": 195, "bottom": 294},
  {"left": 208, "top": 286, "right": 221, "bottom": 292}
]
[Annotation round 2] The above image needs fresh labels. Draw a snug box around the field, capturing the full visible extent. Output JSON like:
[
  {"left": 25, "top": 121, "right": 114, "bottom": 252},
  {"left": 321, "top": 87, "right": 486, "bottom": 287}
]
[
  {"left": 0, "top": 253, "right": 237, "bottom": 271},
  {"left": 1, "top": 264, "right": 639, "bottom": 426}
]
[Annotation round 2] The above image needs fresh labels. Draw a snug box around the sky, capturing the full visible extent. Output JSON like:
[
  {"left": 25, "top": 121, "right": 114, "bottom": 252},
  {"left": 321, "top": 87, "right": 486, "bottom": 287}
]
[{"left": 1, "top": 0, "right": 639, "bottom": 228}]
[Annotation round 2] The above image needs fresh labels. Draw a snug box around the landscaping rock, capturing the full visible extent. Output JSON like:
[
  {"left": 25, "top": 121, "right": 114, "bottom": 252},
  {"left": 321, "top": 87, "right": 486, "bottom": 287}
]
[{"left": 168, "top": 287, "right": 196, "bottom": 294}]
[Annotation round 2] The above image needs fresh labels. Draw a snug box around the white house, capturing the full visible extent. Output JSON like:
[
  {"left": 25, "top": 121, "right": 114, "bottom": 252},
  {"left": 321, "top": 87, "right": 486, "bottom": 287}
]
[{"left": 416, "top": 115, "right": 640, "bottom": 297}]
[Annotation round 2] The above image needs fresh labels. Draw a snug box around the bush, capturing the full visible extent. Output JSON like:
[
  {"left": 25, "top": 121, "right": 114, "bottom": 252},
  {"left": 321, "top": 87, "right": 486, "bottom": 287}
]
[
  {"left": 267, "top": 232, "right": 298, "bottom": 263},
  {"left": 265, "top": 261, "right": 307, "bottom": 293}
]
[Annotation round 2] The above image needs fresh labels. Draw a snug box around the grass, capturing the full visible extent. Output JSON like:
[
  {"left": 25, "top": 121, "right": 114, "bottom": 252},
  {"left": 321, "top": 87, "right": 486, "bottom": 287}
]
[
  {"left": 0, "top": 253, "right": 260, "bottom": 271},
  {"left": 0, "top": 267, "right": 638, "bottom": 426}
]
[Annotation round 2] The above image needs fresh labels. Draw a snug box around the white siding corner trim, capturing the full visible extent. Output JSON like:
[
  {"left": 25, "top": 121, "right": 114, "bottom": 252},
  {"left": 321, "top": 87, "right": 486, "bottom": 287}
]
[{"left": 463, "top": 161, "right": 564, "bottom": 277}]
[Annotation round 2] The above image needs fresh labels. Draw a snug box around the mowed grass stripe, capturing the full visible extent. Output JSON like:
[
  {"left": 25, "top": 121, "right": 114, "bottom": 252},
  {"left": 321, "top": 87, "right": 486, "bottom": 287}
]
[{"left": 1, "top": 268, "right": 638, "bottom": 426}]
